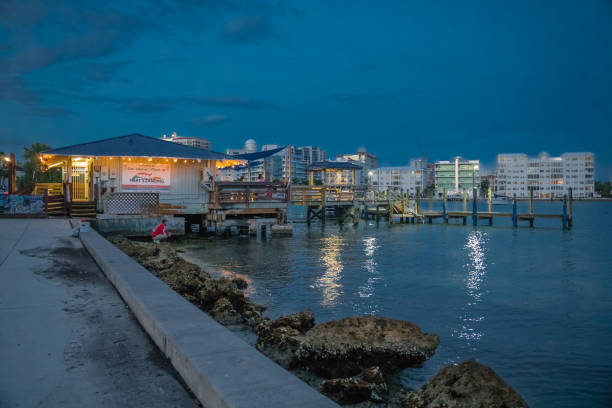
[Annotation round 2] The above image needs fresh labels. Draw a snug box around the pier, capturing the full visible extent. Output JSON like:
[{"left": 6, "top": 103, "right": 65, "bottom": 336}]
[{"left": 290, "top": 185, "right": 574, "bottom": 229}]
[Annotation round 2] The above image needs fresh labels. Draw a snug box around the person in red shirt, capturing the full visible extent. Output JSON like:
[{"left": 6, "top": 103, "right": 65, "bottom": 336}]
[{"left": 152, "top": 219, "right": 171, "bottom": 243}]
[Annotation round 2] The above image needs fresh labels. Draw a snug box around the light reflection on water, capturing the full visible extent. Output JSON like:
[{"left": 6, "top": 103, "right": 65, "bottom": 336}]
[
  {"left": 454, "top": 230, "right": 488, "bottom": 345},
  {"left": 182, "top": 202, "right": 612, "bottom": 407},
  {"left": 355, "top": 237, "right": 382, "bottom": 315},
  {"left": 316, "top": 235, "right": 345, "bottom": 306}
]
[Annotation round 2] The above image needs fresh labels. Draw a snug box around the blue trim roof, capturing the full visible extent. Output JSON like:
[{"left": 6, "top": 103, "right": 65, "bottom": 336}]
[
  {"left": 231, "top": 145, "right": 288, "bottom": 161},
  {"left": 44, "top": 133, "right": 229, "bottom": 160},
  {"left": 308, "top": 161, "right": 363, "bottom": 170}
]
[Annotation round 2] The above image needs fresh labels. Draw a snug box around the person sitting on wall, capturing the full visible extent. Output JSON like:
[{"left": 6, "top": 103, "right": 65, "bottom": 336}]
[{"left": 152, "top": 219, "right": 171, "bottom": 244}]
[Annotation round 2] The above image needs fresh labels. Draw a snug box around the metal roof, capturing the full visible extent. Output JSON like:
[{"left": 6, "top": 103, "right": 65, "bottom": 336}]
[
  {"left": 307, "top": 161, "right": 363, "bottom": 171},
  {"left": 231, "top": 145, "right": 288, "bottom": 161},
  {"left": 44, "top": 133, "right": 229, "bottom": 160}
]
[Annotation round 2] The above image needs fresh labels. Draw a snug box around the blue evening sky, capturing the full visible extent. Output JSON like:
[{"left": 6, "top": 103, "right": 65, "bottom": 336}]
[{"left": 1, "top": 0, "right": 611, "bottom": 177}]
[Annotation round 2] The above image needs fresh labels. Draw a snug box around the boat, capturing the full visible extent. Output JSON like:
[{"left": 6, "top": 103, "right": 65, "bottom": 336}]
[{"left": 492, "top": 194, "right": 511, "bottom": 205}]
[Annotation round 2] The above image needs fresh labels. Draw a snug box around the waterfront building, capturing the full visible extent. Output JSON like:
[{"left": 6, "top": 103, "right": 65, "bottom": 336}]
[
  {"left": 161, "top": 131, "right": 211, "bottom": 150},
  {"left": 496, "top": 152, "right": 594, "bottom": 198},
  {"left": 371, "top": 159, "right": 431, "bottom": 196},
  {"left": 434, "top": 157, "right": 480, "bottom": 196},
  {"left": 226, "top": 139, "right": 258, "bottom": 156},
  {"left": 336, "top": 150, "right": 378, "bottom": 184},
  {"left": 307, "top": 161, "right": 363, "bottom": 186}
]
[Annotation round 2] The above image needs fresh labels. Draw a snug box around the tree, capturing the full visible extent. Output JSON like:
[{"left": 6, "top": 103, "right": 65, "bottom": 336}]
[
  {"left": 480, "top": 179, "right": 490, "bottom": 196},
  {"left": 595, "top": 181, "right": 612, "bottom": 198},
  {"left": 20, "top": 142, "right": 52, "bottom": 188}
]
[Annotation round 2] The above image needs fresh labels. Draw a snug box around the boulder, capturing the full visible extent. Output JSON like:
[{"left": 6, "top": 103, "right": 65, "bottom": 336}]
[
  {"left": 257, "top": 314, "right": 439, "bottom": 378},
  {"left": 398, "top": 359, "right": 529, "bottom": 408},
  {"left": 321, "top": 366, "right": 388, "bottom": 405},
  {"left": 270, "top": 310, "right": 315, "bottom": 333},
  {"left": 210, "top": 297, "right": 244, "bottom": 326}
]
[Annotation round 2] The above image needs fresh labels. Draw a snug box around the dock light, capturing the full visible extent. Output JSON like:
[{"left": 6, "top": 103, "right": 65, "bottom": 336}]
[
  {"left": 148, "top": 157, "right": 152, "bottom": 162},
  {"left": 197, "top": 159, "right": 201, "bottom": 163},
  {"left": 184, "top": 160, "right": 187, "bottom": 163},
  {"left": 4, "top": 157, "right": 10, "bottom": 162},
  {"left": 109, "top": 157, "right": 113, "bottom": 160},
  {"left": 173, "top": 159, "right": 178, "bottom": 163},
  {"left": 128, "top": 158, "right": 132, "bottom": 161},
  {"left": 165, "top": 159, "right": 169, "bottom": 162}
]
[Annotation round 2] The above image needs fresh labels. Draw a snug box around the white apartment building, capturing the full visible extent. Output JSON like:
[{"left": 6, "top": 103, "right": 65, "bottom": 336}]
[
  {"left": 496, "top": 152, "right": 594, "bottom": 198},
  {"left": 336, "top": 150, "right": 379, "bottom": 184},
  {"left": 371, "top": 160, "right": 430, "bottom": 196},
  {"left": 161, "top": 132, "right": 211, "bottom": 150}
]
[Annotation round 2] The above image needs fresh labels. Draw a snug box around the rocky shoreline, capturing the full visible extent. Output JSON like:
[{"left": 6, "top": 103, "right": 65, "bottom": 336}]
[{"left": 108, "top": 236, "right": 528, "bottom": 408}]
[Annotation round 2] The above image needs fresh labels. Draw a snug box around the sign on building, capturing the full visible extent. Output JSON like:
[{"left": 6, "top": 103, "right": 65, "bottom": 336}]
[{"left": 122, "top": 163, "right": 171, "bottom": 190}]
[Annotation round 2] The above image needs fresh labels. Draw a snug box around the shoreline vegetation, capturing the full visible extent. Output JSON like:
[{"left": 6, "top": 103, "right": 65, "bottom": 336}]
[{"left": 108, "top": 235, "right": 529, "bottom": 408}]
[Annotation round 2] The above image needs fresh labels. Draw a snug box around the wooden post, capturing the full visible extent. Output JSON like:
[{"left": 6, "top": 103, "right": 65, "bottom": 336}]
[
  {"left": 472, "top": 187, "right": 477, "bottom": 226},
  {"left": 66, "top": 158, "right": 72, "bottom": 203},
  {"left": 321, "top": 188, "right": 326, "bottom": 225},
  {"left": 512, "top": 194, "right": 517, "bottom": 227},
  {"left": 8, "top": 153, "right": 16, "bottom": 194},
  {"left": 568, "top": 188, "right": 573, "bottom": 228},
  {"left": 488, "top": 187, "right": 492, "bottom": 213},
  {"left": 443, "top": 187, "right": 448, "bottom": 223},
  {"left": 562, "top": 194, "right": 568, "bottom": 229},
  {"left": 416, "top": 191, "right": 421, "bottom": 215},
  {"left": 462, "top": 189, "right": 467, "bottom": 212},
  {"left": 529, "top": 187, "right": 534, "bottom": 214},
  {"left": 429, "top": 193, "right": 433, "bottom": 211}
]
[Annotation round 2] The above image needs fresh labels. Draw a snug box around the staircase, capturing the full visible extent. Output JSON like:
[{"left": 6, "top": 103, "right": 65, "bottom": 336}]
[
  {"left": 45, "top": 195, "right": 67, "bottom": 216},
  {"left": 70, "top": 201, "right": 97, "bottom": 218}
]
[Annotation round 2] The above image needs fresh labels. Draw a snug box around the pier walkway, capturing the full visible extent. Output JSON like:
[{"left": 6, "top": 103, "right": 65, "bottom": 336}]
[{"left": 0, "top": 219, "right": 197, "bottom": 408}]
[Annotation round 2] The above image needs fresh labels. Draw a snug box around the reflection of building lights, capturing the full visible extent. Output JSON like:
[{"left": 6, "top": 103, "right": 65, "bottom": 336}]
[
  {"left": 453, "top": 231, "right": 488, "bottom": 342},
  {"left": 317, "top": 235, "right": 345, "bottom": 306}
]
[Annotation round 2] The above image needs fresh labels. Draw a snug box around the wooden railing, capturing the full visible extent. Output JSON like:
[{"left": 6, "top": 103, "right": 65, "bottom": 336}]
[
  {"left": 33, "top": 182, "right": 63, "bottom": 196},
  {"left": 212, "top": 182, "right": 289, "bottom": 208},
  {"left": 290, "top": 185, "right": 366, "bottom": 205}
]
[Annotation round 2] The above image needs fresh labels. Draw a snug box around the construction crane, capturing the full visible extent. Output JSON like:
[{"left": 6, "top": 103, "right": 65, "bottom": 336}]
[{"left": 417, "top": 138, "right": 427, "bottom": 162}]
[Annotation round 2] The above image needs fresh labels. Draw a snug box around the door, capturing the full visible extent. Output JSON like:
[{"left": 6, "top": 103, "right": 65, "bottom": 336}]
[{"left": 71, "top": 166, "right": 89, "bottom": 201}]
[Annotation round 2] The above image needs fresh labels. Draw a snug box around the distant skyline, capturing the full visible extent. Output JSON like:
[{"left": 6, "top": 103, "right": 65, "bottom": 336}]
[{"left": 1, "top": 0, "right": 611, "bottom": 179}]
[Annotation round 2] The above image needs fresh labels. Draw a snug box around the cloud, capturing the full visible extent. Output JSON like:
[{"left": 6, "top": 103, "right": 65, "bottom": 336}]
[
  {"left": 188, "top": 95, "right": 272, "bottom": 109},
  {"left": 69, "top": 94, "right": 175, "bottom": 113},
  {"left": 11, "top": 106, "right": 79, "bottom": 117},
  {"left": 192, "top": 114, "right": 229, "bottom": 126},
  {"left": 83, "top": 61, "right": 131, "bottom": 82},
  {"left": 219, "top": 14, "right": 273, "bottom": 43},
  {"left": 151, "top": 57, "right": 188, "bottom": 64},
  {"left": 330, "top": 88, "right": 417, "bottom": 104}
]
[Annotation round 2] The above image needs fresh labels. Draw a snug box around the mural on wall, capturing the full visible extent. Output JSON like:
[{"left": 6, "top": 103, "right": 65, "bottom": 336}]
[
  {"left": 121, "top": 163, "right": 171, "bottom": 190},
  {"left": 0, "top": 195, "right": 45, "bottom": 214}
]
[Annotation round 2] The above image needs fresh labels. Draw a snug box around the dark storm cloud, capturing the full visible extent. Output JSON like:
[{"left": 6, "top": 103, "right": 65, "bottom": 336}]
[
  {"left": 188, "top": 95, "right": 273, "bottom": 109},
  {"left": 192, "top": 114, "right": 229, "bottom": 126},
  {"left": 218, "top": 15, "right": 274, "bottom": 43}
]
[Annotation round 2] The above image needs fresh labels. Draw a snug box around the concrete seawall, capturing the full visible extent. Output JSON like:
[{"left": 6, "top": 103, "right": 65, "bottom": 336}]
[{"left": 78, "top": 227, "right": 339, "bottom": 408}]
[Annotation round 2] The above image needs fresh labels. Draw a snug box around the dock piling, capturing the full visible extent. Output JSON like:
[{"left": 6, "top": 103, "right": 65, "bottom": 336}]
[
  {"left": 462, "top": 189, "right": 467, "bottom": 212},
  {"left": 472, "top": 187, "right": 477, "bottom": 226},
  {"left": 443, "top": 188, "right": 448, "bottom": 223},
  {"left": 562, "top": 194, "right": 568, "bottom": 229},
  {"left": 488, "top": 187, "right": 492, "bottom": 213},
  {"left": 568, "top": 188, "right": 573, "bottom": 228},
  {"left": 512, "top": 194, "right": 518, "bottom": 227}
]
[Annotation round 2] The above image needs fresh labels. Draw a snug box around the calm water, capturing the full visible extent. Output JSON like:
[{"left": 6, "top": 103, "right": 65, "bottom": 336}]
[{"left": 181, "top": 201, "right": 612, "bottom": 407}]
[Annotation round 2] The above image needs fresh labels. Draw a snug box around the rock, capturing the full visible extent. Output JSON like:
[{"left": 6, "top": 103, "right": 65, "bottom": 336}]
[
  {"left": 270, "top": 310, "right": 315, "bottom": 333},
  {"left": 210, "top": 297, "right": 244, "bottom": 325},
  {"left": 321, "top": 366, "right": 388, "bottom": 405},
  {"left": 257, "top": 315, "right": 439, "bottom": 378},
  {"left": 398, "top": 359, "right": 529, "bottom": 408},
  {"left": 109, "top": 235, "right": 266, "bottom": 330}
]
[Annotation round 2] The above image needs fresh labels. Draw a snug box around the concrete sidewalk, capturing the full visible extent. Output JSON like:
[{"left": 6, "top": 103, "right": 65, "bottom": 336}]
[{"left": 0, "top": 219, "right": 198, "bottom": 408}]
